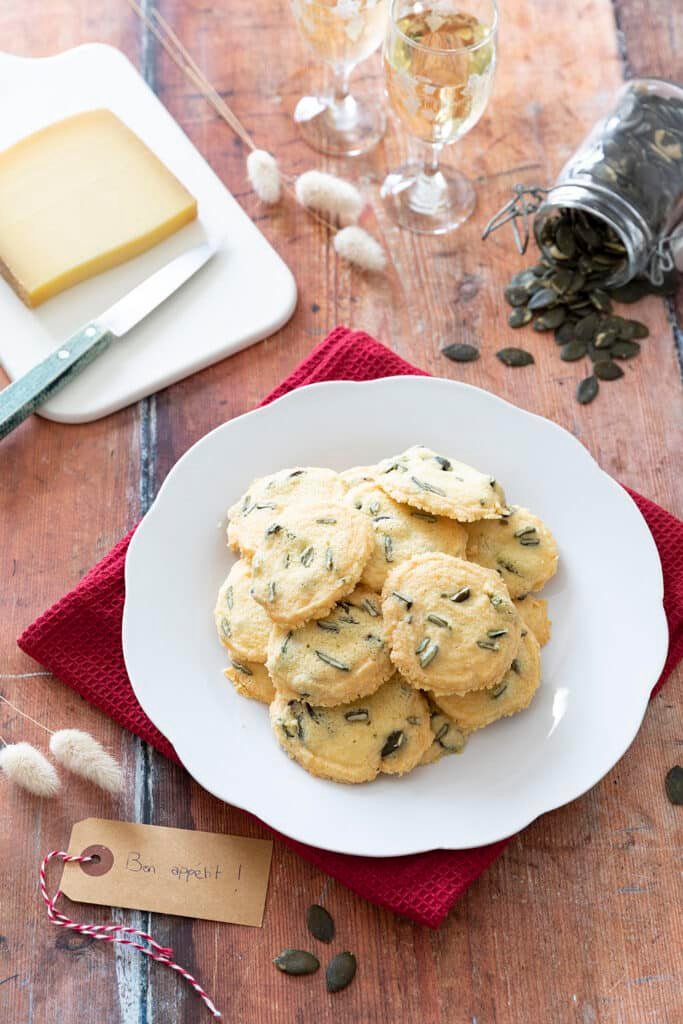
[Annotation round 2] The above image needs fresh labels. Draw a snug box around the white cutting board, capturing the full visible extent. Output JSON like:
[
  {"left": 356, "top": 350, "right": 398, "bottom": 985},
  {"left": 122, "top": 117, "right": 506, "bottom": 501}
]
[{"left": 0, "top": 44, "right": 297, "bottom": 423}]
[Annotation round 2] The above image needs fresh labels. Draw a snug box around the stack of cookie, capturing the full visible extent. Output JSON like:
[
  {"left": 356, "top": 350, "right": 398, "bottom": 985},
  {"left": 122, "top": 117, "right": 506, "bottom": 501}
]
[{"left": 214, "top": 446, "right": 558, "bottom": 785}]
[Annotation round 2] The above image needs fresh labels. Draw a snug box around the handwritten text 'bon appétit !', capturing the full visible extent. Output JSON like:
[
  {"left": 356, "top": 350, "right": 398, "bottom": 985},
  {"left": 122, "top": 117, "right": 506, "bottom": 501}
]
[{"left": 125, "top": 851, "right": 241, "bottom": 883}]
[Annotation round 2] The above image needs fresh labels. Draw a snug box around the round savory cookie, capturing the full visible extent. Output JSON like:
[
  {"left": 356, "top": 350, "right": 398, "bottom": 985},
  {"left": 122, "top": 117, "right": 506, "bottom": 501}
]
[
  {"left": 227, "top": 467, "right": 345, "bottom": 557},
  {"left": 431, "top": 629, "right": 541, "bottom": 733},
  {"left": 250, "top": 502, "right": 374, "bottom": 627},
  {"left": 269, "top": 675, "right": 432, "bottom": 783},
  {"left": 465, "top": 506, "right": 558, "bottom": 598},
  {"left": 514, "top": 595, "right": 552, "bottom": 647},
  {"left": 214, "top": 560, "right": 272, "bottom": 663},
  {"left": 419, "top": 700, "right": 467, "bottom": 765},
  {"left": 374, "top": 445, "right": 508, "bottom": 522},
  {"left": 382, "top": 553, "right": 522, "bottom": 696},
  {"left": 224, "top": 659, "right": 275, "bottom": 705},
  {"left": 344, "top": 481, "right": 468, "bottom": 592},
  {"left": 266, "top": 586, "right": 393, "bottom": 706}
]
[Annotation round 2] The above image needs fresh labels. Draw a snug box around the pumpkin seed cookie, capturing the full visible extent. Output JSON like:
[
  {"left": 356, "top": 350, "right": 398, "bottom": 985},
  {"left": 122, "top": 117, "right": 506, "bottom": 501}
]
[
  {"left": 250, "top": 501, "right": 374, "bottom": 627},
  {"left": 382, "top": 553, "right": 522, "bottom": 696},
  {"left": 374, "top": 445, "right": 508, "bottom": 522},
  {"left": 344, "top": 481, "right": 468, "bottom": 592},
  {"left": 514, "top": 595, "right": 552, "bottom": 647},
  {"left": 214, "top": 559, "right": 272, "bottom": 663},
  {"left": 419, "top": 700, "right": 467, "bottom": 765},
  {"left": 224, "top": 659, "right": 275, "bottom": 705},
  {"left": 431, "top": 630, "right": 541, "bottom": 734},
  {"left": 266, "top": 586, "right": 393, "bottom": 706},
  {"left": 465, "top": 506, "right": 558, "bottom": 598},
  {"left": 227, "top": 467, "right": 345, "bottom": 557},
  {"left": 270, "top": 675, "right": 432, "bottom": 783}
]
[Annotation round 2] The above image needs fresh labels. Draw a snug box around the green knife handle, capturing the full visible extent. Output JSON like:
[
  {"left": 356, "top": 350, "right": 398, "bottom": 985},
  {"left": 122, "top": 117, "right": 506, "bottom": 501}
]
[{"left": 0, "top": 322, "right": 113, "bottom": 440}]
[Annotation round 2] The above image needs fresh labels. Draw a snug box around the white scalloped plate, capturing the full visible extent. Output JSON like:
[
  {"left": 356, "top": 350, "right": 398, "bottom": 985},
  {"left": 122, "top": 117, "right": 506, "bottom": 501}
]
[{"left": 123, "top": 377, "right": 667, "bottom": 856}]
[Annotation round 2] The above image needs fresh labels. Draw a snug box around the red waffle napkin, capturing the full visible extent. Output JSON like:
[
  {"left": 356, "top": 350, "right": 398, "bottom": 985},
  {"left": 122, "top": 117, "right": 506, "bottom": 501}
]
[{"left": 18, "top": 326, "right": 683, "bottom": 928}]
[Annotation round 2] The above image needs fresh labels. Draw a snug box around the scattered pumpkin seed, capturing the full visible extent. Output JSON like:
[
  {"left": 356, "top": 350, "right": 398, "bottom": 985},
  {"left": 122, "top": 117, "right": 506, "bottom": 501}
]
[
  {"left": 527, "top": 287, "right": 556, "bottom": 311},
  {"left": 594, "top": 360, "right": 624, "bottom": 381},
  {"left": 326, "top": 952, "right": 357, "bottom": 993},
  {"left": 496, "top": 347, "right": 535, "bottom": 368},
  {"left": 664, "top": 765, "right": 683, "bottom": 805},
  {"left": 577, "top": 376, "right": 599, "bottom": 404},
  {"left": 441, "top": 341, "right": 481, "bottom": 363},
  {"left": 611, "top": 339, "right": 641, "bottom": 359},
  {"left": 306, "top": 905, "right": 335, "bottom": 943},
  {"left": 273, "top": 949, "right": 320, "bottom": 976}
]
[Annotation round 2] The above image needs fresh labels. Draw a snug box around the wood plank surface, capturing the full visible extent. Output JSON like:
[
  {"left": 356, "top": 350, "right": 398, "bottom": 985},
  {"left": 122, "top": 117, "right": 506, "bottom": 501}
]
[{"left": 1, "top": 1, "right": 681, "bottom": 1023}]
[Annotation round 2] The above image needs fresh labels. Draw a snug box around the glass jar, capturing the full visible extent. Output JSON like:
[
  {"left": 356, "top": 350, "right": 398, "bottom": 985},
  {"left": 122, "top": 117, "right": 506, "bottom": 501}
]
[{"left": 533, "top": 78, "right": 683, "bottom": 287}]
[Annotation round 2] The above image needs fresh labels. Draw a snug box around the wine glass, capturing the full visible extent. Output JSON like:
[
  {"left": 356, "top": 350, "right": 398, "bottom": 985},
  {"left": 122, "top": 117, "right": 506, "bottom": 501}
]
[
  {"left": 291, "top": 0, "right": 389, "bottom": 156},
  {"left": 381, "top": 0, "right": 498, "bottom": 233}
]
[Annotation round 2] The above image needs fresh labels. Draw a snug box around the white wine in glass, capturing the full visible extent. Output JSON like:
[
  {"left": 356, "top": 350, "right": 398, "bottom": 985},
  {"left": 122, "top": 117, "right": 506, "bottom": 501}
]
[
  {"left": 382, "top": 1, "right": 497, "bottom": 233},
  {"left": 291, "top": 0, "right": 389, "bottom": 156}
]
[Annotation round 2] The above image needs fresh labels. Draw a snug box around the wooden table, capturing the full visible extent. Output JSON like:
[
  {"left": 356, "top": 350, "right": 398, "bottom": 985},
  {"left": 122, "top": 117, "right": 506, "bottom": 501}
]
[{"left": 1, "top": 2, "right": 682, "bottom": 1021}]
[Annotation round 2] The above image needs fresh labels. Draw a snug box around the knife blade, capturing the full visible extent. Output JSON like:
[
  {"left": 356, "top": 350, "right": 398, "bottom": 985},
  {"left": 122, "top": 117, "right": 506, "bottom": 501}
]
[{"left": 0, "top": 239, "right": 217, "bottom": 441}]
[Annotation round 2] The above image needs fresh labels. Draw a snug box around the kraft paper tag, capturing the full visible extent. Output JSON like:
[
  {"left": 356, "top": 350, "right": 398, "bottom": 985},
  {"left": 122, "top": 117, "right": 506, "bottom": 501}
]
[{"left": 61, "top": 818, "right": 272, "bottom": 927}]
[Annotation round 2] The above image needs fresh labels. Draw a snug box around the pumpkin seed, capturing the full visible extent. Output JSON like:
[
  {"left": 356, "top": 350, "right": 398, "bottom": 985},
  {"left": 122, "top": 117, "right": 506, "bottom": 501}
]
[
  {"left": 577, "top": 376, "right": 599, "bottom": 404},
  {"left": 317, "top": 619, "right": 340, "bottom": 633},
  {"left": 434, "top": 455, "right": 452, "bottom": 471},
  {"left": 273, "top": 949, "right": 320, "bottom": 976},
  {"left": 555, "top": 321, "right": 576, "bottom": 344},
  {"left": 510, "top": 658, "right": 521, "bottom": 673},
  {"left": 267, "top": 581, "right": 277, "bottom": 602},
  {"left": 589, "top": 289, "right": 612, "bottom": 313},
  {"left": 664, "top": 765, "right": 683, "bottom": 805},
  {"left": 448, "top": 586, "right": 471, "bottom": 603},
  {"left": 392, "top": 591, "right": 413, "bottom": 609},
  {"left": 496, "top": 347, "right": 535, "bottom": 368},
  {"left": 326, "top": 952, "right": 357, "bottom": 993},
  {"left": 534, "top": 306, "right": 566, "bottom": 331},
  {"left": 415, "top": 638, "right": 430, "bottom": 655},
  {"left": 381, "top": 731, "right": 405, "bottom": 757},
  {"left": 487, "top": 628, "right": 508, "bottom": 638},
  {"left": 230, "top": 658, "right": 252, "bottom": 676},
  {"left": 315, "top": 651, "right": 350, "bottom": 671},
  {"left": 362, "top": 598, "right": 379, "bottom": 617},
  {"left": 476, "top": 639, "right": 500, "bottom": 651},
  {"left": 611, "top": 340, "right": 641, "bottom": 359},
  {"left": 527, "top": 288, "right": 557, "bottom": 311},
  {"left": 594, "top": 327, "right": 619, "bottom": 349},
  {"left": 419, "top": 642, "right": 439, "bottom": 668},
  {"left": 504, "top": 285, "right": 530, "bottom": 307},
  {"left": 520, "top": 536, "right": 541, "bottom": 546},
  {"left": 560, "top": 340, "right": 587, "bottom": 361},
  {"left": 490, "top": 682, "right": 508, "bottom": 699},
  {"left": 609, "top": 279, "right": 651, "bottom": 303},
  {"left": 301, "top": 546, "right": 315, "bottom": 567},
  {"left": 575, "top": 313, "right": 599, "bottom": 342},
  {"left": 594, "top": 360, "right": 624, "bottom": 381},
  {"left": 442, "top": 342, "right": 480, "bottom": 363},
  {"left": 306, "top": 905, "right": 335, "bottom": 943},
  {"left": 630, "top": 320, "right": 649, "bottom": 339},
  {"left": 426, "top": 613, "right": 450, "bottom": 628},
  {"left": 508, "top": 307, "right": 533, "bottom": 328},
  {"left": 411, "top": 476, "right": 446, "bottom": 496},
  {"left": 345, "top": 708, "right": 370, "bottom": 723}
]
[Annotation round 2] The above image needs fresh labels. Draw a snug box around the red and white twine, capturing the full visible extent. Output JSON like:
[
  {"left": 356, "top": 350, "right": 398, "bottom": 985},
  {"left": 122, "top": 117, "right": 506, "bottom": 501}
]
[{"left": 39, "top": 851, "right": 222, "bottom": 1019}]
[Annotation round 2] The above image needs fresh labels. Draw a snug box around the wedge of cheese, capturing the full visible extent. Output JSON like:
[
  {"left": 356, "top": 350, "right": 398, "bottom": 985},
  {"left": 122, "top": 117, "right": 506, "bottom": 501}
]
[{"left": 0, "top": 109, "right": 198, "bottom": 307}]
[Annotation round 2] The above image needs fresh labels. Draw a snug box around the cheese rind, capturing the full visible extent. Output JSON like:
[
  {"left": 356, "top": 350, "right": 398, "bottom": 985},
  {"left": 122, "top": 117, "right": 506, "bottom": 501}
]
[{"left": 0, "top": 109, "right": 198, "bottom": 307}]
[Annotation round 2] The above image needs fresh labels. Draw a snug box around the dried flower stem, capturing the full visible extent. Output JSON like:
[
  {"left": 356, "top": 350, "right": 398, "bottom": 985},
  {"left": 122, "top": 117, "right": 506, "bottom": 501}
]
[{"left": 0, "top": 693, "right": 53, "bottom": 734}]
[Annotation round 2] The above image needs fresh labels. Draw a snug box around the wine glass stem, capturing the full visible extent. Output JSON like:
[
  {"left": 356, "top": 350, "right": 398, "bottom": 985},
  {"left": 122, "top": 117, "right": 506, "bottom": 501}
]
[
  {"left": 329, "top": 63, "right": 357, "bottom": 130},
  {"left": 410, "top": 144, "right": 449, "bottom": 216}
]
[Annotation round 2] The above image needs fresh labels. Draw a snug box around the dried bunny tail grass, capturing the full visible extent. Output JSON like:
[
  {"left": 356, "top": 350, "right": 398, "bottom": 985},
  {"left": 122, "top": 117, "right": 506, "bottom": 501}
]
[
  {"left": 295, "top": 170, "right": 364, "bottom": 224},
  {"left": 333, "top": 226, "right": 387, "bottom": 273},
  {"left": 49, "top": 730, "right": 123, "bottom": 794},
  {"left": 247, "top": 149, "right": 282, "bottom": 204},
  {"left": 0, "top": 742, "right": 60, "bottom": 797}
]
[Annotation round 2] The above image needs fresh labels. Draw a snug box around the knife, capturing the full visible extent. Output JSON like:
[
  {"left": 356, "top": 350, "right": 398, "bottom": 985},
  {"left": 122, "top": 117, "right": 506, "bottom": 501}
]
[{"left": 0, "top": 239, "right": 217, "bottom": 440}]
